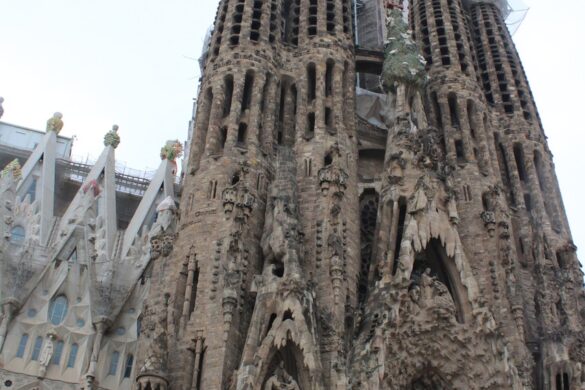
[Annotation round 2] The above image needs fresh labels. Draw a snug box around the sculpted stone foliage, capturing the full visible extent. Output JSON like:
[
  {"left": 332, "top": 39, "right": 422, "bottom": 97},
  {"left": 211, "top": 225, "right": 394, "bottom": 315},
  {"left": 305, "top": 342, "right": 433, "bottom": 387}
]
[
  {"left": 45, "top": 112, "right": 64, "bottom": 134},
  {"left": 103, "top": 125, "right": 121, "bottom": 148}
]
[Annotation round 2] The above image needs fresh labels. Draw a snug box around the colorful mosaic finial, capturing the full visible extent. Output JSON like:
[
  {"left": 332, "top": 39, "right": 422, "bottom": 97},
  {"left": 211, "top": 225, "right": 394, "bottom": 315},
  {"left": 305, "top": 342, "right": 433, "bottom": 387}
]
[{"left": 160, "top": 140, "right": 183, "bottom": 162}]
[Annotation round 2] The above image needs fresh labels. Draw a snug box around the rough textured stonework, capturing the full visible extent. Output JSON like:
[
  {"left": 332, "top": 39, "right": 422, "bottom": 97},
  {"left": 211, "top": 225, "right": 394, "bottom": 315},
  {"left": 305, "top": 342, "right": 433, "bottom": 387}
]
[
  {"left": 1, "top": 0, "right": 583, "bottom": 389},
  {"left": 135, "top": 0, "right": 583, "bottom": 387}
]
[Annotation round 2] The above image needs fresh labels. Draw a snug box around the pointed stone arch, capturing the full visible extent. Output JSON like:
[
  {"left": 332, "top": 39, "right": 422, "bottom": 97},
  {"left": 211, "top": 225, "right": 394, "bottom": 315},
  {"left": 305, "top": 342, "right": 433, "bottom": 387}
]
[
  {"left": 261, "top": 341, "right": 310, "bottom": 389},
  {"left": 410, "top": 238, "right": 472, "bottom": 323},
  {"left": 237, "top": 292, "right": 323, "bottom": 390}
]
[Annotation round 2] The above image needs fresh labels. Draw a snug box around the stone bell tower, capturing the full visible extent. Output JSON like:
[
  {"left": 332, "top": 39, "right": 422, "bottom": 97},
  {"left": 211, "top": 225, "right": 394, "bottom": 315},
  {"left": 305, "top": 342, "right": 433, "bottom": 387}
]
[
  {"left": 132, "top": 0, "right": 585, "bottom": 389},
  {"left": 134, "top": 0, "right": 359, "bottom": 388}
]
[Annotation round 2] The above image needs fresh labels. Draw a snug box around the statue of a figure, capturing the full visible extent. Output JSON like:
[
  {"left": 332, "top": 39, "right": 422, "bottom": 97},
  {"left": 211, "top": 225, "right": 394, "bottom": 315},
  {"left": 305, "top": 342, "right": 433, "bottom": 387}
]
[
  {"left": 327, "top": 231, "right": 344, "bottom": 258},
  {"left": 432, "top": 278, "right": 456, "bottom": 319},
  {"left": 0, "top": 97, "right": 4, "bottom": 119},
  {"left": 46, "top": 112, "right": 64, "bottom": 134},
  {"left": 38, "top": 332, "right": 56, "bottom": 377},
  {"left": 149, "top": 196, "right": 177, "bottom": 238},
  {"left": 406, "top": 284, "right": 422, "bottom": 315},
  {"left": 264, "top": 362, "right": 300, "bottom": 390},
  {"left": 420, "top": 268, "right": 434, "bottom": 303}
]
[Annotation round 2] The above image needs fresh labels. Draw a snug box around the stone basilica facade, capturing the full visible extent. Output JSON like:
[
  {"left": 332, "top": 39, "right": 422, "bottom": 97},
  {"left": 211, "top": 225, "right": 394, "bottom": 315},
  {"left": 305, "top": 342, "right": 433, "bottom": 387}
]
[{"left": 0, "top": 0, "right": 584, "bottom": 389}]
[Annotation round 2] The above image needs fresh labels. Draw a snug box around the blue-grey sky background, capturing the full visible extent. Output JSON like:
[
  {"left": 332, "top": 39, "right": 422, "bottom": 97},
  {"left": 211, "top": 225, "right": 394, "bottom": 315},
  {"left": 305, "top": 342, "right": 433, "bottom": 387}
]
[{"left": 0, "top": 0, "right": 583, "bottom": 258}]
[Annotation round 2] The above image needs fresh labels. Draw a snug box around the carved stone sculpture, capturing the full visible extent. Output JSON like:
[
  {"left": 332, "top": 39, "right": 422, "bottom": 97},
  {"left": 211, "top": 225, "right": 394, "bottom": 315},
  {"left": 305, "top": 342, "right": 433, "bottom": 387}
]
[
  {"left": 46, "top": 112, "right": 64, "bottom": 134},
  {"left": 263, "top": 362, "right": 300, "bottom": 390},
  {"left": 38, "top": 331, "right": 56, "bottom": 378},
  {"left": 103, "top": 125, "right": 121, "bottom": 148},
  {"left": 1, "top": 159, "right": 22, "bottom": 181}
]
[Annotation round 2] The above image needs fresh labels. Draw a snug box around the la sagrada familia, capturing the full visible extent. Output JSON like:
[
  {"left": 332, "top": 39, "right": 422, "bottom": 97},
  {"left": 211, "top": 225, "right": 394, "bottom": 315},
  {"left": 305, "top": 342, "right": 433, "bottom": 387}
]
[{"left": 0, "top": 0, "right": 583, "bottom": 389}]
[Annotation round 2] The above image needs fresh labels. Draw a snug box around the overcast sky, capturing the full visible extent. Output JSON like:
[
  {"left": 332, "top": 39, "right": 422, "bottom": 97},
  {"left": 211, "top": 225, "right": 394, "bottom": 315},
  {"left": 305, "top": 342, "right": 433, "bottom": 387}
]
[{"left": 0, "top": 0, "right": 583, "bottom": 258}]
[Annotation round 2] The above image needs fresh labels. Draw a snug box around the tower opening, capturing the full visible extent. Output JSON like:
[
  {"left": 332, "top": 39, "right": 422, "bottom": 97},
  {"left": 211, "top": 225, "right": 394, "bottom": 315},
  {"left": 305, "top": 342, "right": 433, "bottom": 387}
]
[
  {"left": 269, "top": 0, "right": 278, "bottom": 43},
  {"left": 282, "top": 0, "right": 300, "bottom": 45},
  {"left": 325, "top": 107, "right": 333, "bottom": 129},
  {"left": 448, "top": 93, "right": 460, "bottom": 128},
  {"left": 326, "top": 59, "right": 334, "bottom": 97},
  {"left": 242, "top": 71, "right": 255, "bottom": 113},
  {"left": 189, "top": 266, "right": 200, "bottom": 319},
  {"left": 431, "top": 92, "right": 443, "bottom": 129},
  {"left": 250, "top": 0, "right": 263, "bottom": 41},
  {"left": 326, "top": 0, "right": 336, "bottom": 33},
  {"left": 306, "top": 112, "right": 315, "bottom": 139},
  {"left": 223, "top": 75, "right": 234, "bottom": 118},
  {"left": 513, "top": 143, "right": 527, "bottom": 182},
  {"left": 220, "top": 127, "right": 228, "bottom": 151},
  {"left": 392, "top": 198, "right": 408, "bottom": 275},
  {"left": 308, "top": 0, "right": 318, "bottom": 36},
  {"left": 237, "top": 123, "right": 248, "bottom": 146}
]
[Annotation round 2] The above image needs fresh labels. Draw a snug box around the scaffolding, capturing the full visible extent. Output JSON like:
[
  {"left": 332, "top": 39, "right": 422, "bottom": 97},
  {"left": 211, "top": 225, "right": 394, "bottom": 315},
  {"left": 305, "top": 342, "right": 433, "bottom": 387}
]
[{"left": 463, "top": 0, "right": 529, "bottom": 34}]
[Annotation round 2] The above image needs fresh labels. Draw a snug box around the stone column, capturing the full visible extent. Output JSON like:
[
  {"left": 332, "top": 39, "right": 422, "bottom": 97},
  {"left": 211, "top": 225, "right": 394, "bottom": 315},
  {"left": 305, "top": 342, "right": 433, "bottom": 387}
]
[{"left": 190, "top": 336, "right": 205, "bottom": 390}]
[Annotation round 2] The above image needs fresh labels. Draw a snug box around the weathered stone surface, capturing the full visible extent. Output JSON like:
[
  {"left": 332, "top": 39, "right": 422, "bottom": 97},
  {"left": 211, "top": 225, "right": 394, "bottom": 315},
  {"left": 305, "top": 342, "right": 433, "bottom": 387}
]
[{"left": 0, "top": 0, "right": 582, "bottom": 389}]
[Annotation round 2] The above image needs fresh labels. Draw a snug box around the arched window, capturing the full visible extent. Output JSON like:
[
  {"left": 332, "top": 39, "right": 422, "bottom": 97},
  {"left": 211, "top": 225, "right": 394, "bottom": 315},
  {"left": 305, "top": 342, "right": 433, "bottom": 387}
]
[
  {"left": 10, "top": 226, "right": 25, "bottom": 245},
  {"left": 51, "top": 340, "right": 64, "bottom": 365},
  {"left": 108, "top": 351, "right": 120, "bottom": 376},
  {"left": 16, "top": 334, "right": 29, "bottom": 358},
  {"left": 67, "top": 343, "right": 79, "bottom": 368},
  {"left": 48, "top": 295, "right": 68, "bottom": 325},
  {"left": 31, "top": 336, "right": 43, "bottom": 361},
  {"left": 124, "top": 354, "right": 134, "bottom": 378}
]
